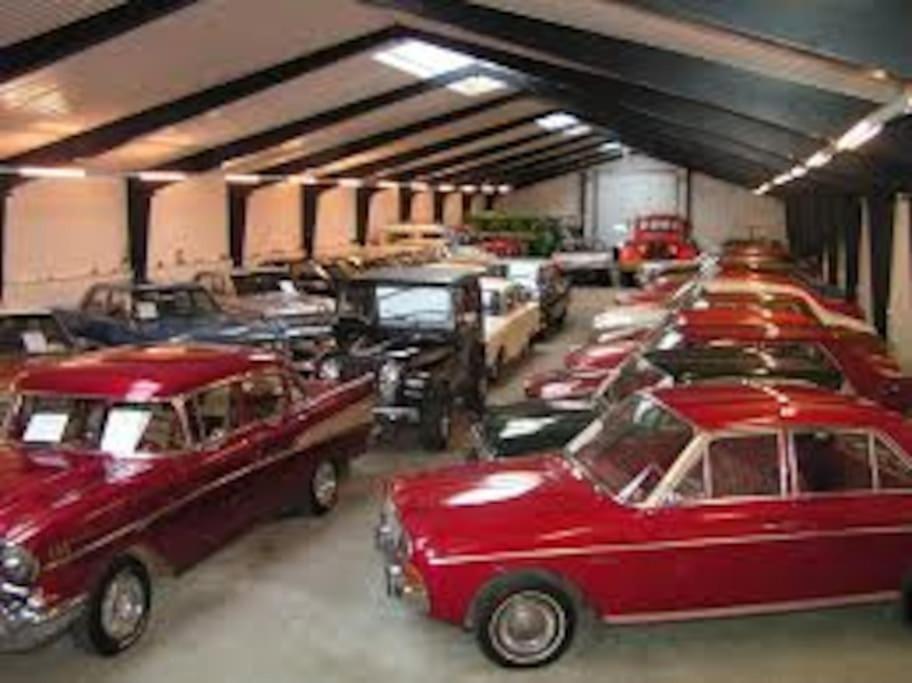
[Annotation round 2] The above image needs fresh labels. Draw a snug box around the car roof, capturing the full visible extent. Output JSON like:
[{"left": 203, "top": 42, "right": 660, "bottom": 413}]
[
  {"left": 94, "top": 280, "right": 206, "bottom": 294},
  {"left": 351, "top": 266, "right": 476, "bottom": 286},
  {"left": 14, "top": 344, "right": 284, "bottom": 400},
  {"left": 651, "top": 383, "right": 899, "bottom": 434}
]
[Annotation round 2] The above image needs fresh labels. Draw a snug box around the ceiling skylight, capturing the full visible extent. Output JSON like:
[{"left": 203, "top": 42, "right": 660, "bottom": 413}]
[
  {"left": 374, "top": 39, "right": 475, "bottom": 79},
  {"left": 563, "top": 124, "right": 592, "bottom": 137},
  {"left": 448, "top": 75, "right": 506, "bottom": 97},
  {"left": 536, "top": 112, "right": 580, "bottom": 131}
]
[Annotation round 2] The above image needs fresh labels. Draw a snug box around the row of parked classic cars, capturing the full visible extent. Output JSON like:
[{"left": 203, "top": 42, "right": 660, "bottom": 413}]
[
  {"left": 376, "top": 239, "right": 912, "bottom": 668},
  {"left": 0, "top": 241, "right": 573, "bottom": 656}
]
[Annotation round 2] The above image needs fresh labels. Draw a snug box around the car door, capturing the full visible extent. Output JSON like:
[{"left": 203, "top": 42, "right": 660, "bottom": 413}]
[
  {"left": 166, "top": 381, "right": 265, "bottom": 567},
  {"left": 781, "top": 428, "right": 912, "bottom": 599},
  {"left": 624, "top": 430, "right": 802, "bottom": 615}
]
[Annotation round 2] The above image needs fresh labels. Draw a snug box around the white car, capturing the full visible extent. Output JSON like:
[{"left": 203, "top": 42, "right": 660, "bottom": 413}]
[{"left": 481, "top": 277, "right": 541, "bottom": 381}]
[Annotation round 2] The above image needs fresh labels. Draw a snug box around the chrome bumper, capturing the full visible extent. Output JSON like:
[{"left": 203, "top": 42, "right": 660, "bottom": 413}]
[
  {"left": 0, "top": 587, "right": 85, "bottom": 653},
  {"left": 375, "top": 514, "right": 429, "bottom": 613}
]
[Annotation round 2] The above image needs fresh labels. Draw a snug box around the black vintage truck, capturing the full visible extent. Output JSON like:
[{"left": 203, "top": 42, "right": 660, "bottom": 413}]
[{"left": 317, "top": 267, "right": 487, "bottom": 450}]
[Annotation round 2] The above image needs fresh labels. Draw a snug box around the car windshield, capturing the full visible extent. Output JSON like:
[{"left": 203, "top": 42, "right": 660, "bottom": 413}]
[
  {"left": 0, "top": 315, "right": 72, "bottom": 357},
  {"left": 597, "top": 355, "right": 670, "bottom": 404},
  {"left": 340, "top": 283, "right": 454, "bottom": 329},
  {"left": 567, "top": 394, "right": 693, "bottom": 504},
  {"left": 134, "top": 287, "right": 221, "bottom": 319},
  {"left": 8, "top": 395, "right": 185, "bottom": 456},
  {"left": 231, "top": 272, "right": 297, "bottom": 296}
]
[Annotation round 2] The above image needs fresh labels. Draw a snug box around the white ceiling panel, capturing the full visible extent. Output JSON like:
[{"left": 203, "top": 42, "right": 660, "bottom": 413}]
[
  {"left": 88, "top": 53, "right": 415, "bottom": 171},
  {"left": 0, "top": 0, "right": 125, "bottom": 47},
  {"left": 0, "top": 0, "right": 394, "bottom": 158},
  {"left": 319, "top": 98, "right": 549, "bottom": 175}
]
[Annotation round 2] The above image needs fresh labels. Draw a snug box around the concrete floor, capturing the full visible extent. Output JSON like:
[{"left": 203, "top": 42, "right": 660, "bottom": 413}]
[{"left": 4, "top": 287, "right": 912, "bottom": 682}]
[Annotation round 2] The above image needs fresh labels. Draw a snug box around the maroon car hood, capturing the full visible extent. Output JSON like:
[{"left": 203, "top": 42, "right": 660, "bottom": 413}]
[
  {"left": 0, "top": 446, "right": 150, "bottom": 543},
  {"left": 390, "top": 455, "right": 606, "bottom": 554}
]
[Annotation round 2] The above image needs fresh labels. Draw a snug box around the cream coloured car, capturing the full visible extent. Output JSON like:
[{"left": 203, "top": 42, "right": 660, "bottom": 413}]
[{"left": 481, "top": 276, "right": 541, "bottom": 381}]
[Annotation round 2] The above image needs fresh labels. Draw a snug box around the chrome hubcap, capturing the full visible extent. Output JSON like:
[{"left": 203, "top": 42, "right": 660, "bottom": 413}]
[
  {"left": 489, "top": 591, "right": 565, "bottom": 664},
  {"left": 313, "top": 461, "right": 338, "bottom": 507},
  {"left": 100, "top": 570, "right": 146, "bottom": 642}
]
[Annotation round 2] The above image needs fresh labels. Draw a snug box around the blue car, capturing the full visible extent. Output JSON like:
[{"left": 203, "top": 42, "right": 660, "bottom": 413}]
[{"left": 57, "top": 282, "right": 333, "bottom": 370}]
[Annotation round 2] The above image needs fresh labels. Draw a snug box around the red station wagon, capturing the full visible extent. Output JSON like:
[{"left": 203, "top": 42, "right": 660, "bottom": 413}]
[
  {"left": 0, "top": 345, "right": 373, "bottom": 655},
  {"left": 377, "top": 383, "right": 912, "bottom": 667}
]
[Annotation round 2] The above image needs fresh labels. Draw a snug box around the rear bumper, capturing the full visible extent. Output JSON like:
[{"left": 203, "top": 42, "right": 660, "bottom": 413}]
[{"left": 0, "top": 588, "right": 85, "bottom": 653}]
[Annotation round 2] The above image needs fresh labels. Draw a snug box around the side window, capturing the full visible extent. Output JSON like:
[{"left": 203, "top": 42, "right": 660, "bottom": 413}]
[
  {"left": 241, "top": 373, "right": 287, "bottom": 422},
  {"left": 708, "top": 434, "right": 782, "bottom": 498},
  {"left": 191, "top": 384, "right": 239, "bottom": 441},
  {"left": 792, "top": 429, "right": 872, "bottom": 493},
  {"left": 875, "top": 437, "right": 912, "bottom": 490}
]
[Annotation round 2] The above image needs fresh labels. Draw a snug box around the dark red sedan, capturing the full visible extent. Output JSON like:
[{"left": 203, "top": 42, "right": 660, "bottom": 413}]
[
  {"left": 0, "top": 345, "right": 373, "bottom": 655},
  {"left": 377, "top": 384, "right": 912, "bottom": 667}
]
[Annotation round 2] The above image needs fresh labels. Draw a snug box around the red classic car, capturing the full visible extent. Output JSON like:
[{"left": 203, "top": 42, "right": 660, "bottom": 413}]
[
  {"left": 0, "top": 345, "right": 373, "bottom": 655},
  {"left": 376, "top": 383, "right": 912, "bottom": 667},
  {"left": 617, "top": 214, "right": 699, "bottom": 286}
]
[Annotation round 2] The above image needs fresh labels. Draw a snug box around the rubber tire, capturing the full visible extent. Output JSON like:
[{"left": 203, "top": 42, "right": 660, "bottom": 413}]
[
  {"left": 474, "top": 574, "right": 577, "bottom": 669},
  {"left": 619, "top": 271, "right": 637, "bottom": 288},
  {"left": 74, "top": 558, "right": 151, "bottom": 657},
  {"left": 304, "top": 458, "right": 340, "bottom": 516},
  {"left": 419, "top": 389, "right": 451, "bottom": 451}
]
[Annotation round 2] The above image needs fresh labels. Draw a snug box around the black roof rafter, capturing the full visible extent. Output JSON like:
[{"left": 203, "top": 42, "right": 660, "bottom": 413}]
[
  {"left": 0, "top": 0, "right": 201, "bottom": 84},
  {"left": 255, "top": 91, "right": 525, "bottom": 176},
  {"left": 368, "top": 1, "right": 877, "bottom": 136},
  {"left": 4, "top": 25, "right": 405, "bottom": 166}
]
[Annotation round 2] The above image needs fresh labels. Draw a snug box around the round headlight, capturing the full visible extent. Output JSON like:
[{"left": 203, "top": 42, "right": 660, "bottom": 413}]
[
  {"left": 319, "top": 357, "right": 342, "bottom": 381},
  {"left": 1, "top": 544, "right": 39, "bottom": 586},
  {"left": 378, "top": 361, "right": 402, "bottom": 402}
]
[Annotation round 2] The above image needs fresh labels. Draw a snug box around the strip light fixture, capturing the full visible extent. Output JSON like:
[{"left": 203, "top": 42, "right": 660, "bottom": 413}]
[{"left": 754, "top": 89, "right": 911, "bottom": 195}]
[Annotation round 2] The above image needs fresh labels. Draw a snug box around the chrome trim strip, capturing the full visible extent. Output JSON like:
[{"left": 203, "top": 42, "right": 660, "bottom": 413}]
[
  {"left": 603, "top": 591, "right": 899, "bottom": 625},
  {"left": 428, "top": 523, "right": 912, "bottom": 567}
]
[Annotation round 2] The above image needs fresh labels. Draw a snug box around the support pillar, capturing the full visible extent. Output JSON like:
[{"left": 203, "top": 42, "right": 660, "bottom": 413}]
[
  {"left": 461, "top": 192, "right": 473, "bottom": 224},
  {"left": 227, "top": 183, "right": 259, "bottom": 268},
  {"left": 889, "top": 195, "right": 912, "bottom": 369},
  {"left": 126, "top": 178, "right": 159, "bottom": 283},
  {"left": 0, "top": 178, "right": 10, "bottom": 301},
  {"left": 300, "top": 184, "right": 332, "bottom": 257},
  {"left": 858, "top": 199, "right": 873, "bottom": 323},
  {"left": 398, "top": 187, "right": 414, "bottom": 223},
  {"left": 868, "top": 192, "right": 896, "bottom": 337},
  {"left": 432, "top": 191, "right": 448, "bottom": 224},
  {"left": 355, "top": 186, "right": 381, "bottom": 245},
  {"left": 483, "top": 192, "right": 496, "bottom": 211}
]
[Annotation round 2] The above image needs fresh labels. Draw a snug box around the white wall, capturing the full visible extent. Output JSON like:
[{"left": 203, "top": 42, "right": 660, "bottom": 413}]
[
  {"left": 411, "top": 191, "right": 433, "bottom": 223},
  {"left": 148, "top": 175, "right": 230, "bottom": 282},
  {"left": 498, "top": 174, "right": 581, "bottom": 221},
  {"left": 4, "top": 178, "right": 130, "bottom": 308},
  {"left": 367, "top": 189, "right": 399, "bottom": 244},
  {"left": 443, "top": 193, "right": 463, "bottom": 227},
  {"left": 690, "top": 173, "right": 786, "bottom": 250},
  {"left": 246, "top": 182, "right": 302, "bottom": 263},
  {"left": 314, "top": 187, "right": 355, "bottom": 256}
]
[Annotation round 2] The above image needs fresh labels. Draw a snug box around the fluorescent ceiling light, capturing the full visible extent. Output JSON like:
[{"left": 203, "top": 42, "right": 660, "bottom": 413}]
[
  {"left": 338, "top": 178, "right": 362, "bottom": 188},
  {"left": 437, "top": 183, "right": 456, "bottom": 192},
  {"left": 481, "top": 184, "right": 497, "bottom": 194},
  {"left": 600, "top": 141, "right": 623, "bottom": 152},
  {"left": 753, "top": 183, "right": 771, "bottom": 195},
  {"left": 373, "top": 39, "right": 474, "bottom": 79},
  {"left": 563, "top": 124, "right": 592, "bottom": 137},
  {"left": 460, "top": 184, "right": 477, "bottom": 193},
  {"left": 225, "top": 173, "right": 262, "bottom": 185},
  {"left": 836, "top": 119, "right": 883, "bottom": 150},
  {"left": 448, "top": 75, "right": 506, "bottom": 97},
  {"left": 376, "top": 180, "right": 399, "bottom": 189},
  {"left": 136, "top": 170, "right": 187, "bottom": 183},
  {"left": 772, "top": 172, "right": 791, "bottom": 186},
  {"left": 806, "top": 150, "right": 833, "bottom": 168},
  {"left": 536, "top": 112, "right": 579, "bottom": 131},
  {"left": 791, "top": 165, "right": 808, "bottom": 178},
  {"left": 288, "top": 174, "right": 318, "bottom": 185},
  {"left": 410, "top": 181, "right": 430, "bottom": 191},
  {"left": 18, "top": 166, "right": 86, "bottom": 179},
  {"left": 498, "top": 184, "right": 512, "bottom": 194}
]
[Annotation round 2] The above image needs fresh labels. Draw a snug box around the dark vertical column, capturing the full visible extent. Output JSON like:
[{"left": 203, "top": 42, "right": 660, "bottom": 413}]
[
  {"left": 432, "top": 191, "right": 447, "bottom": 223},
  {"left": 126, "top": 178, "right": 157, "bottom": 283},
  {"left": 355, "top": 186, "right": 381, "bottom": 245},
  {"left": 868, "top": 192, "right": 896, "bottom": 337},
  {"left": 578, "top": 172, "right": 587, "bottom": 235},
  {"left": 824, "top": 197, "right": 840, "bottom": 286},
  {"left": 0, "top": 178, "right": 10, "bottom": 301},
  {"left": 300, "top": 184, "right": 331, "bottom": 257},
  {"left": 398, "top": 187, "right": 414, "bottom": 222},
  {"left": 461, "top": 192, "right": 473, "bottom": 223},
  {"left": 227, "top": 184, "right": 257, "bottom": 268},
  {"left": 484, "top": 193, "right": 497, "bottom": 211},
  {"left": 842, "top": 195, "right": 862, "bottom": 300}
]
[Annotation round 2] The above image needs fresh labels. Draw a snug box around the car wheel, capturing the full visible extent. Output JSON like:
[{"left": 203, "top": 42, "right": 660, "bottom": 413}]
[
  {"left": 75, "top": 558, "right": 151, "bottom": 656},
  {"left": 475, "top": 576, "right": 577, "bottom": 668},
  {"left": 419, "top": 390, "right": 451, "bottom": 451},
  {"left": 619, "top": 271, "right": 636, "bottom": 288},
  {"left": 307, "top": 459, "right": 340, "bottom": 516}
]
